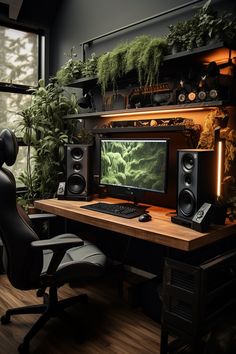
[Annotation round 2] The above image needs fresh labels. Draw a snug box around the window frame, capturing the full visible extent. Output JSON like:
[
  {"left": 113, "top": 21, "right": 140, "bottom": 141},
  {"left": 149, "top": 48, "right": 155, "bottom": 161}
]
[{"left": 0, "top": 21, "right": 45, "bottom": 95}]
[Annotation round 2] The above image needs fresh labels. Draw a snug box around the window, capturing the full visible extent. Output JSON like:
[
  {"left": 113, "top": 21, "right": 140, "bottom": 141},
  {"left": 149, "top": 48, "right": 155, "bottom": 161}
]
[{"left": 0, "top": 24, "right": 45, "bottom": 188}]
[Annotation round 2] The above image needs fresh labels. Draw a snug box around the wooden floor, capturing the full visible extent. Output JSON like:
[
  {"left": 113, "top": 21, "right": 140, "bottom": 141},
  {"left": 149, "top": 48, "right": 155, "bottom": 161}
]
[{"left": 0, "top": 272, "right": 161, "bottom": 354}]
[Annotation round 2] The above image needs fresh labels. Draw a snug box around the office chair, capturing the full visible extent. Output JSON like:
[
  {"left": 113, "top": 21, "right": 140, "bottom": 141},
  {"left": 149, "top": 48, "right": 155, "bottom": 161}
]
[{"left": 0, "top": 128, "right": 106, "bottom": 353}]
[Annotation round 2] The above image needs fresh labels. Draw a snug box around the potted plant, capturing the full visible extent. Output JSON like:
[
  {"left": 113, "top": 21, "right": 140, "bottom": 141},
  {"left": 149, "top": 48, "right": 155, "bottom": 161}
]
[
  {"left": 166, "top": 0, "right": 236, "bottom": 53},
  {"left": 56, "top": 47, "right": 99, "bottom": 85}
]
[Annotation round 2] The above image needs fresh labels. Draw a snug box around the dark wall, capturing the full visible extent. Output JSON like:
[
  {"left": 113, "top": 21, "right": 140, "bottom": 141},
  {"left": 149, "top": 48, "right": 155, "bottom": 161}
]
[
  {"left": 50, "top": 0, "right": 236, "bottom": 75},
  {"left": 1, "top": 0, "right": 235, "bottom": 79}
]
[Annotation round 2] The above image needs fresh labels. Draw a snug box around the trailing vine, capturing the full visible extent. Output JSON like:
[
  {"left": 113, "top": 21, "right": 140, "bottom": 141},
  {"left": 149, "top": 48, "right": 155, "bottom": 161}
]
[
  {"left": 97, "top": 41, "right": 129, "bottom": 94},
  {"left": 97, "top": 36, "right": 168, "bottom": 94}
]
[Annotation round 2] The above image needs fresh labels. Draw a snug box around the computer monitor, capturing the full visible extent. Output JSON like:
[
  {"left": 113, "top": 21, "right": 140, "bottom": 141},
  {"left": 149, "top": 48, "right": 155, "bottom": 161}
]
[{"left": 99, "top": 137, "right": 169, "bottom": 205}]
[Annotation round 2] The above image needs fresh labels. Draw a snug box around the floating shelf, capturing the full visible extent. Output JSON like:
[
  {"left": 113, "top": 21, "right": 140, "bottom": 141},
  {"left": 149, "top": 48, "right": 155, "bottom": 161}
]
[
  {"left": 163, "top": 41, "right": 234, "bottom": 61},
  {"left": 66, "top": 76, "right": 98, "bottom": 89},
  {"left": 63, "top": 100, "right": 226, "bottom": 120}
]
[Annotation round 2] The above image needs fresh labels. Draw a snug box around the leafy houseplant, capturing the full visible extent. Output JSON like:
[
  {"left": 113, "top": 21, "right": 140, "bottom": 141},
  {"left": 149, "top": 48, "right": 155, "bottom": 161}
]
[
  {"left": 81, "top": 52, "right": 99, "bottom": 78},
  {"left": 166, "top": 0, "right": 236, "bottom": 53},
  {"left": 56, "top": 48, "right": 99, "bottom": 85},
  {"left": 17, "top": 78, "right": 78, "bottom": 209}
]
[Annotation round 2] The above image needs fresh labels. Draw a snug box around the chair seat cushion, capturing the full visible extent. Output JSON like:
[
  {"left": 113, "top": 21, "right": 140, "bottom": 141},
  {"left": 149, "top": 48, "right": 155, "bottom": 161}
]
[{"left": 42, "top": 236, "right": 106, "bottom": 285}]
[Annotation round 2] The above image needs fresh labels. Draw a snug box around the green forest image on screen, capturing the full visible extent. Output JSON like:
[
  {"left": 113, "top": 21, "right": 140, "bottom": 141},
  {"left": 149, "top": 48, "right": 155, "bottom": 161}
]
[{"left": 100, "top": 140, "right": 167, "bottom": 192}]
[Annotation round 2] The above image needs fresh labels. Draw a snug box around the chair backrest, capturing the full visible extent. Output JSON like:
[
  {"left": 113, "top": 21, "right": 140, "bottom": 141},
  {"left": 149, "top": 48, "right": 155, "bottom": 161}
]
[{"left": 0, "top": 129, "right": 43, "bottom": 290}]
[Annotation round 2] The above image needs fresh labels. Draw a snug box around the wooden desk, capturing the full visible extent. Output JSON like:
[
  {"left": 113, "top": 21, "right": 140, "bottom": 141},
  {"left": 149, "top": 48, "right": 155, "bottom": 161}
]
[{"left": 34, "top": 197, "right": 236, "bottom": 252}]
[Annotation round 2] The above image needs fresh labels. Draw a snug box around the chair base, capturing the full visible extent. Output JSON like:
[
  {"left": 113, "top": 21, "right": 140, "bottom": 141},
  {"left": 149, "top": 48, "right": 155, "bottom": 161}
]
[{"left": 1, "top": 286, "right": 88, "bottom": 353}]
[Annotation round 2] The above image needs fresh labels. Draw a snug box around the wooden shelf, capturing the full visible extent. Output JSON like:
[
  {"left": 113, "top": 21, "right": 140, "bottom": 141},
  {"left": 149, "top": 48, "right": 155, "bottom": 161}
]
[{"left": 63, "top": 100, "right": 226, "bottom": 120}]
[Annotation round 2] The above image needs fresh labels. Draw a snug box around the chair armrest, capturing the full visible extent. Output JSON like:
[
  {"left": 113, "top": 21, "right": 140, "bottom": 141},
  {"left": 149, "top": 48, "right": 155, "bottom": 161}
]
[
  {"left": 31, "top": 234, "right": 84, "bottom": 277},
  {"left": 31, "top": 234, "right": 83, "bottom": 252},
  {"left": 29, "top": 213, "right": 64, "bottom": 239},
  {"left": 29, "top": 213, "right": 58, "bottom": 222}
]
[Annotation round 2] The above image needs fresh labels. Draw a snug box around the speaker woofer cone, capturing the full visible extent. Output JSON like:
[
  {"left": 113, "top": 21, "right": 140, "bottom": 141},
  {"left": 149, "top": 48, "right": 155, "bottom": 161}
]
[
  {"left": 179, "top": 189, "right": 196, "bottom": 217},
  {"left": 67, "top": 173, "right": 86, "bottom": 194}
]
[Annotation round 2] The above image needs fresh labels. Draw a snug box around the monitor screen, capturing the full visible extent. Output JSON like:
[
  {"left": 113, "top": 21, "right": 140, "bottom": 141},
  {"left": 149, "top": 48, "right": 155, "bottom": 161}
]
[{"left": 99, "top": 138, "right": 169, "bottom": 202}]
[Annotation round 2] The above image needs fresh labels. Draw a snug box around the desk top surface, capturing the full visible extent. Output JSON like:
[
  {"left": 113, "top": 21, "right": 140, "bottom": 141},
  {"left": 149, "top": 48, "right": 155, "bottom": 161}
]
[{"left": 34, "top": 197, "right": 236, "bottom": 252}]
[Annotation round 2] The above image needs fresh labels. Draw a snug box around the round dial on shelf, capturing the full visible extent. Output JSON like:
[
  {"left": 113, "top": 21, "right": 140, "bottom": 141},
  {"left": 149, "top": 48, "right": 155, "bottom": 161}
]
[
  {"left": 188, "top": 92, "right": 197, "bottom": 102},
  {"left": 198, "top": 91, "right": 207, "bottom": 101}
]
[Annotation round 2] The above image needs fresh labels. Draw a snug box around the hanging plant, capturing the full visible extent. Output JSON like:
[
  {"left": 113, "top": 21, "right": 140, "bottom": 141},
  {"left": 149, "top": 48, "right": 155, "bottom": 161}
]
[
  {"left": 137, "top": 36, "right": 167, "bottom": 86},
  {"left": 125, "top": 35, "right": 150, "bottom": 75},
  {"left": 97, "top": 41, "right": 129, "bottom": 94},
  {"left": 97, "top": 35, "right": 167, "bottom": 94}
]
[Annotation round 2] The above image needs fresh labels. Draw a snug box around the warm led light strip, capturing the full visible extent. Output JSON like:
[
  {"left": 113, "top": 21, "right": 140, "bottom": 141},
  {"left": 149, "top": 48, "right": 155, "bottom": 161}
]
[
  {"left": 217, "top": 141, "right": 223, "bottom": 197},
  {"left": 101, "top": 107, "right": 213, "bottom": 117}
]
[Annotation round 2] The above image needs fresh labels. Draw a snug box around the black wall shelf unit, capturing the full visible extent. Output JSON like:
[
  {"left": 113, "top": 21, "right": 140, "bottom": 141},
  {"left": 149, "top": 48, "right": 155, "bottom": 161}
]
[
  {"left": 66, "top": 41, "right": 233, "bottom": 89},
  {"left": 63, "top": 41, "right": 235, "bottom": 121}
]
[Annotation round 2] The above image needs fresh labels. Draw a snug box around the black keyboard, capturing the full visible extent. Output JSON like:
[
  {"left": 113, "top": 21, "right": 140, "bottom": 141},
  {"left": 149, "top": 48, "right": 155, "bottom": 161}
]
[{"left": 81, "top": 202, "right": 146, "bottom": 219}]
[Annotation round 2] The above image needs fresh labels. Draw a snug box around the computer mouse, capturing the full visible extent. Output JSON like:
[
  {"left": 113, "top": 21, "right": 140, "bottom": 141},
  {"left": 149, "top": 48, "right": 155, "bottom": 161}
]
[{"left": 138, "top": 213, "right": 152, "bottom": 222}]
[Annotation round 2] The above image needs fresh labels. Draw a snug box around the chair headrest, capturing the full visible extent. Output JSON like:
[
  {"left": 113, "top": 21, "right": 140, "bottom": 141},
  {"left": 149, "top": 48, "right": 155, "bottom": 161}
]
[{"left": 0, "top": 129, "right": 18, "bottom": 167}]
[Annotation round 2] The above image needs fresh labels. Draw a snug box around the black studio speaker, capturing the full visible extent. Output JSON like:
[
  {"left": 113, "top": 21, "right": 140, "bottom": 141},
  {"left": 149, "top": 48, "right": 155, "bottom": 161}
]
[
  {"left": 172, "top": 149, "right": 216, "bottom": 227},
  {"left": 59, "top": 144, "right": 93, "bottom": 201}
]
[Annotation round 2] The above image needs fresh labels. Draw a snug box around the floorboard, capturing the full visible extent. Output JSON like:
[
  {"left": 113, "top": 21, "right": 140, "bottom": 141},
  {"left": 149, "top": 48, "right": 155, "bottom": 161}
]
[{"left": 0, "top": 272, "right": 161, "bottom": 354}]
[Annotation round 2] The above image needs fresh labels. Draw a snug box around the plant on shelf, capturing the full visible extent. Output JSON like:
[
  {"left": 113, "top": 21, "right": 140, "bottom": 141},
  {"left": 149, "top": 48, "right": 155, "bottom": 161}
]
[
  {"left": 17, "top": 78, "right": 78, "bottom": 209},
  {"left": 56, "top": 47, "right": 84, "bottom": 85},
  {"left": 97, "top": 41, "right": 129, "bottom": 94},
  {"left": 97, "top": 35, "right": 168, "bottom": 94},
  {"left": 81, "top": 52, "right": 99, "bottom": 78},
  {"left": 56, "top": 47, "right": 99, "bottom": 85},
  {"left": 125, "top": 35, "right": 167, "bottom": 87},
  {"left": 166, "top": 0, "right": 236, "bottom": 53}
]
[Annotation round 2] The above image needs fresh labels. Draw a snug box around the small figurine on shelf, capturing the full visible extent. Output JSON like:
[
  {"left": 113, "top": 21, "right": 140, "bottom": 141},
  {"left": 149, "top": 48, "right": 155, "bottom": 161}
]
[
  {"left": 197, "top": 75, "right": 207, "bottom": 102},
  {"left": 177, "top": 79, "right": 187, "bottom": 104}
]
